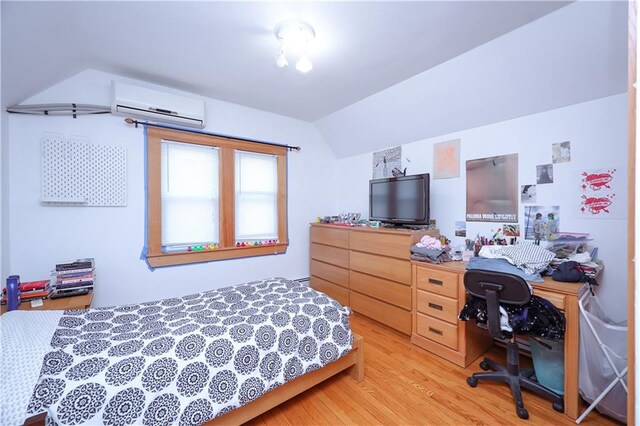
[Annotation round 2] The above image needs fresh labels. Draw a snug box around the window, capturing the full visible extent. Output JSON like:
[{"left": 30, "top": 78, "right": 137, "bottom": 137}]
[
  {"left": 235, "top": 151, "right": 278, "bottom": 242},
  {"left": 146, "top": 127, "right": 288, "bottom": 267}
]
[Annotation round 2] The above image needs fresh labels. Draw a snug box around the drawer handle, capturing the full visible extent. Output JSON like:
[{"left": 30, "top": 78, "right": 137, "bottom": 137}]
[
  {"left": 428, "top": 327, "right": 443, "bottom": 336},
  {"left": 428, "top": 302, "right": 443, "bottom": 311},
  {"left": 428, "top": 278, "right": 443, "bottom": 286}
]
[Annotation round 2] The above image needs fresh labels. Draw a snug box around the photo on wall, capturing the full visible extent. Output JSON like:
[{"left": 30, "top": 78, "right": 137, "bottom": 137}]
[
  {"left": 536, "top": 164, "right": 554, "bottom": 184},
  {"left": 455, "top": 221, "right": 466, "bottom": 237},
  {"left": 524, "top": 205, "right": 560, "bottom": 243},
  {"left": 372, "top": 146, "right": 402, "bottom": 179},
  {"left": 503, "top": 224, "right": 520, "bottom": 237},
  {"left": 552, "top": 141, "right": 571, "bottom": 164},
  {"left": 521, "top": 184, "right": 536, "bottom": 203},
  {"left": 466, "top": 153, "right": 518, "bottom": 222}
]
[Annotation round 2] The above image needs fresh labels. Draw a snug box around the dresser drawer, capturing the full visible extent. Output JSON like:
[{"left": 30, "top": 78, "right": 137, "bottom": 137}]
[
  {"left": 534, "top": 289, "right": 566, "bottom": 311},
  {"left": 350, "top": 291, "right": 411, "bottom": 335},
  {"left": 310, "top": 226, "right": 349, "bottom": 248},
  {"left": 310, "top": 259, "right": 348, "bottom": 288},
  {"left": 350, "top": 270, "right": 411, "bottom": 310},
  {"left": 416, "top": 290, "right": 459, "bottom": 324},
  {"left": 416, "top": 313, "right": 458, "bottom": 350},
  {"left": 350, "top": 231, "right": 411, "bottom": 259},
  {"left": 415, "top": 267, "right": 458, "bottom": 298},
  {"left": 350, "top": 251, "right": 411, "bottom": 284},
  {"left": 310, "top": 276, "right": 349, "bottom": 306},
  {"left": 310, "top": 243, "right": 349, "bottom": 269}
]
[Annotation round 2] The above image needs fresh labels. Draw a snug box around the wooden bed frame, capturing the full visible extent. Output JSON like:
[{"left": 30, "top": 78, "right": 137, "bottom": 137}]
[
  {"left": 24, "top": 333, "right": 364, "bottom": 426},
  {"left": 206, "top": 332, "right": 364, "bottom": 425}
]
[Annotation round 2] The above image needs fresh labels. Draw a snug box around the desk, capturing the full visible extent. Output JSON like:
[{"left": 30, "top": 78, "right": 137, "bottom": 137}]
[
  {"left": 411, "top": 261, "right": 587, "bottom": 420},
  {"left": 0, "top": 292, "right": 93, "bottom": 314}
]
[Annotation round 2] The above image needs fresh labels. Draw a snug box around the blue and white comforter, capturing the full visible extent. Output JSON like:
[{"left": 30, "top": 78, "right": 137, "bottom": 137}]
[{"left": 26, "top": 278, "right": 353, "bottom": 425}]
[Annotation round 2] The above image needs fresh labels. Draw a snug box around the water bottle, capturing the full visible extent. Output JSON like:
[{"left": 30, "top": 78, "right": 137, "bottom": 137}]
[{"left": 6, "top": 275, "right": 21, "bottom": 311}]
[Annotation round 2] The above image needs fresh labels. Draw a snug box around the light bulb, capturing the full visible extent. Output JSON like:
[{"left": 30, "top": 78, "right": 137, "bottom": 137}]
[
  {"left": 296, "top": 52, "right": 313, "bottom": 73},
  {"left": 276, "top": 48, "right": 288, "bottom": 68}
]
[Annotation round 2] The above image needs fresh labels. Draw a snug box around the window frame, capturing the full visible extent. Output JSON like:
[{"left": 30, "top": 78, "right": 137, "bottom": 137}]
[{"left": 146, "top": 127, "right": 288, "bottom": 267}]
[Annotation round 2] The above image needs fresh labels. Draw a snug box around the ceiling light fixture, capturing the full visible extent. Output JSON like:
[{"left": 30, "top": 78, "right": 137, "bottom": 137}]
[{"left": 274, "top": 20, "right": 315, "bottom": 73}]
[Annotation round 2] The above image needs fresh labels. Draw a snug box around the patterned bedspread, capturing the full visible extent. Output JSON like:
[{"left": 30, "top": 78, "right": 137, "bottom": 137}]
[{"left": 26, "top": 278, "right": 352, "bottom": 425}]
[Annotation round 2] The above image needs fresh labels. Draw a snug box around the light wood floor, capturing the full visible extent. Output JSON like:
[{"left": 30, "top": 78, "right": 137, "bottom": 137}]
[{"left": 247, "top": 312, "right": 620, "bottom": 426}]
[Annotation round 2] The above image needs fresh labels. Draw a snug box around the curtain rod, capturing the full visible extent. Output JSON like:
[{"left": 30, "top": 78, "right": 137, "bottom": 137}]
[{"left": 124, "top": 118, "right": 301, "bottom": 152}]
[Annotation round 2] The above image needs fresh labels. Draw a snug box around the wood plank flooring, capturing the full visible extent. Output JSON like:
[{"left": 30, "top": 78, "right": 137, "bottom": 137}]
[{"left": 246, "top": 312, "right": 620, "bottom": 426}]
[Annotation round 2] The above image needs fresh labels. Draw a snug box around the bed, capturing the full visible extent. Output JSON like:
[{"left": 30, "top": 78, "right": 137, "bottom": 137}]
[{"left": 0, "top": 277, "right": 364, "bottom": 426}]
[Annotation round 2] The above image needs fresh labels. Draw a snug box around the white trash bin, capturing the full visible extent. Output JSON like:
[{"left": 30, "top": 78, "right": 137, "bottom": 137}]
[{"left": 577, "top": 292, "right": 627, "bottom": 423}]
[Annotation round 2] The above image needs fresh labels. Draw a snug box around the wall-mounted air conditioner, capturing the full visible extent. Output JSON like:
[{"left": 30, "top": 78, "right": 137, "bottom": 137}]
[{"left": 111, "top": 81, "right": 206, "bottom": 129}]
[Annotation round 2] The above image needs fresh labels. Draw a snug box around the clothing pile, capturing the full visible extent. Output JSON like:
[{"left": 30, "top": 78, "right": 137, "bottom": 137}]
[
  {"left": 459, "top": 295, "right": 566, "bottom": 341},
  {"left": 466, "top": 244, "right": 555, "bottom": 284},
  {"left": 546, "top": 233, "right": 603, "bottom": 286},
  {"left": 459, "top": 243, "right": 570, "bottom": 340},
  {"left": 410, "top": 235, "right": 451, "bottom": 264}
]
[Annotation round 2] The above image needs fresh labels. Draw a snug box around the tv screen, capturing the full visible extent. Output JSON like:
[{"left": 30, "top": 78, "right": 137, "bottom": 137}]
[{"left": 369, "top": 173, "right": 430, "bottom": 225}]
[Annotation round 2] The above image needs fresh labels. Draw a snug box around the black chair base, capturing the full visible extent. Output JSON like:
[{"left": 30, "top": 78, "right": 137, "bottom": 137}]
[{"left": 466, "top": 342, "right": 564, "bottom": 420}]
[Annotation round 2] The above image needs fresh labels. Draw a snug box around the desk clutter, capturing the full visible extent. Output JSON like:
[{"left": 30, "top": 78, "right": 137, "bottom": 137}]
[
  {"left": 411, "top": 230, "right": 603, "bottom": 288},
  {"left": 1, "top": 258, "right": 95, "bottom": 311}
]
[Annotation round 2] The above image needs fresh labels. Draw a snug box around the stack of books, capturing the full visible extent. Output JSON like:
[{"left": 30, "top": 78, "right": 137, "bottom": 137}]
[
  {"left": 50, "top": 258, "right": 95, "bottom": 298},
  {"left": 1, "top": 279, "right": 50, "bottom": 305}
]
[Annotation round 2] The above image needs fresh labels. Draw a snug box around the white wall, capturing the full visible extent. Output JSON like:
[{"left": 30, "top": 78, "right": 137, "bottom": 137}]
[
  {"left": 7, "top": 70, "right": 338, "bottom": 307},
  {"left": 315, "top": 0, "right": 627, "bottom": 159},
  {"left": 335, "top": 94, "right": 628, "bottom": 321},
  {"left": 0, "top": 1, "right": 8, "bottom": 284}
]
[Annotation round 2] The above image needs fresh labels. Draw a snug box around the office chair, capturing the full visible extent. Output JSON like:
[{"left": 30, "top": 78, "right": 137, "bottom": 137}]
[{"left": 464, "top": 270, "right": 564, "bottom": 420}]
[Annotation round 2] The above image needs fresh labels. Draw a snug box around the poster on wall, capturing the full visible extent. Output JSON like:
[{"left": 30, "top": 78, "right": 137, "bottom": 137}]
[
  {"left": 372, "top": 146, "right": 402, "bottom": 179},
  {"left": 552, "top": 141, "right": 571, "bottom": 164},
  {"left": 574, "top": 167, "right": 626, "bottom": 219},
  {"left": 466, "top": 153, "right": 518, "bottom": 222},
  {"left": 524, "top": 205, "right": 560, "bottom": 242},
  {"left": 433, "top": 139, "right": 460, "bottom": 179}
]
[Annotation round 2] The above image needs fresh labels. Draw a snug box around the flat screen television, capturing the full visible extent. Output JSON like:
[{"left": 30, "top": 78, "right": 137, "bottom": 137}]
[{"left": 369, "top": 173, "right": 430, "bottom": 226}]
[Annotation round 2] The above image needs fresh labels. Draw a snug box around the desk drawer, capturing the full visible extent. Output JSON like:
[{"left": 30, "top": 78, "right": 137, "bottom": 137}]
[
  {"left": 310, "top": 259, "right": 348, "bottom": 288},
  {"left": 416, "top": 313, "right": 458, "bottom": 350},
  {"left": 310, "top": 226, "right": 349, "bottom": 248},
  {"left": 310, "top": 243, "right": 349, "bottom": 268},
  {"left": 535, "top": 289, "right": 566, "bottom": 311},
  {"left": 415, "top": 267, "right": 458, "bottom": 298},
  {"left": 416, "top": 290, "right": 458, "bottom": 324}
]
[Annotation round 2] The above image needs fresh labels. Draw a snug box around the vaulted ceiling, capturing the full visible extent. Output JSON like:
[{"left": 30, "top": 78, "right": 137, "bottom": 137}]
[
  {"left": 3, "top": 1, "right": 571, "bottom": 121},
  {"left": 2, "top": 1, "right": 627, "bottom": 158}
]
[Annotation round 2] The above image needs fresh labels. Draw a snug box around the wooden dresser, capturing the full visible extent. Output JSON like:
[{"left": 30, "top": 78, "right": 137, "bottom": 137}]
[{"left": 309, "top": 223, "right": 438, "bottom": 334}]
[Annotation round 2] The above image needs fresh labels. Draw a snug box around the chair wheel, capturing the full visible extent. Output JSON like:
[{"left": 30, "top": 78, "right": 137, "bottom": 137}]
[
  {"left": 479, "top": 360, "right": 490, "bottom": 371},
  {"left": 467, "top": 377, "right": 477, "bottom": 388},
  {"left": 553, "top": 401, "right": 564, "bottom": 413},
  {"left": 517, "top": 407, "right": 529, "bottom": 419}
]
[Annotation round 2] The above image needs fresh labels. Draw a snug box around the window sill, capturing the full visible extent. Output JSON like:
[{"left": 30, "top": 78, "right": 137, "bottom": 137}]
[{"left": 146, "top": 243, "right": 288, "bottom": 267}]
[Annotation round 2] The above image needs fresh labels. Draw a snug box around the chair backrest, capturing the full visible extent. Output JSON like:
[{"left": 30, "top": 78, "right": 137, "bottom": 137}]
[{"left": 463, "top": 270, "right": 532, "bottom": 339}]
